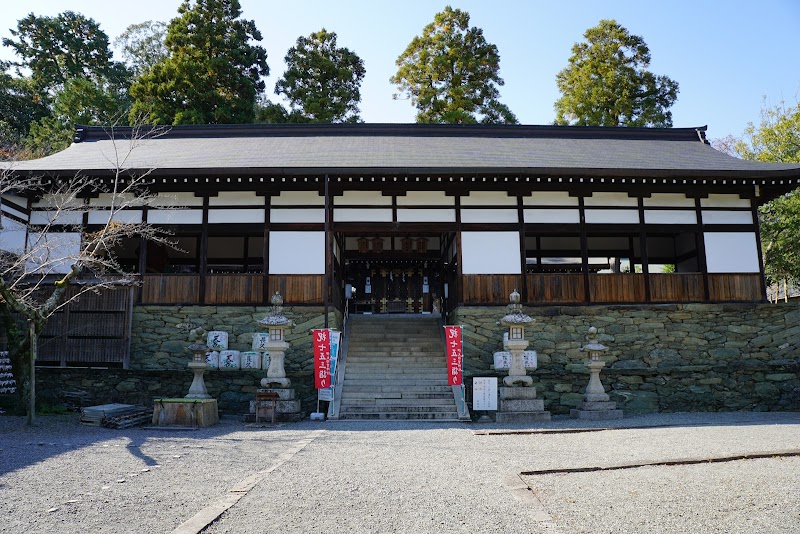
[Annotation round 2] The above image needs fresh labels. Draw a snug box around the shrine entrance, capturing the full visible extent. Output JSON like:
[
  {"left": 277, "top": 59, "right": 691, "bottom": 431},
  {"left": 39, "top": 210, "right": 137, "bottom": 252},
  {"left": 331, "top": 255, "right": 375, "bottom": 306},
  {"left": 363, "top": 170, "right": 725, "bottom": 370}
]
[{"left": 341, "top": 233, "right": 456, "bottom": 314}]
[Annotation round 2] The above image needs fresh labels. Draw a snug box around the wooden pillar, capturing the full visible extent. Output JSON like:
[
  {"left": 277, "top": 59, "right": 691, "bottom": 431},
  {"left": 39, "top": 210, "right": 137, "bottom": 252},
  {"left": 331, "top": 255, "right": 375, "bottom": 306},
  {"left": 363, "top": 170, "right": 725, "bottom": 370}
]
[
  {"left": 751, "top": 195, "right": 768, "bottom": 301},
  {"left": 638, "top": 196, "right": 651, "bottom": 302},
  {"left": 137, "top": 206, "right": 149, "bottom": 303},
  {"left": 324, "top": 174, "right": 331, "bottom": 328},
  {"left": 262, "top": 194, "right": 270, "bottom": 305},
  {"left": 199, "top": 196, "right": 209, "bottom": 304},
  {"left": 455, "top": 195, "right": 463, "bottom": 308},
  {"left": 579, "top": 196, "right": 590, "bottom": 304},
  {"left": 517, "top": 195, "right": 528, "bottom": 303},
  {"left": 695, "top": 197, "right": 710, "bottom": 301}
]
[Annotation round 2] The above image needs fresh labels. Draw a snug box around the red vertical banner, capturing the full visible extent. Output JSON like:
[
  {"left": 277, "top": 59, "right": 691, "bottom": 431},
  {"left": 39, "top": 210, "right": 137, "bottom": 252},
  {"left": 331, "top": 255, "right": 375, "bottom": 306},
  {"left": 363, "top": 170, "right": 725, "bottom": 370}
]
[
  {"left": 444, "top": 325, "right": 463, "bottom": 386},
  {"left": 313, "top": 329, "right": 331, "bottom": 389}
]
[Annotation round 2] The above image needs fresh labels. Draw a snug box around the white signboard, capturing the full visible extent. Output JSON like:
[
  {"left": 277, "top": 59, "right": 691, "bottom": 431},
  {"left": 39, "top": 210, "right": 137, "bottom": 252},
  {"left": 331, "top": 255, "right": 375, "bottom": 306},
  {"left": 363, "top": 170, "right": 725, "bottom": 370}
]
[
  {"left": 473, "top": 377, "right": 498, "bottom": 411},
  {"left": 493, "top": 351, "right": 537, "bottom": 370}
]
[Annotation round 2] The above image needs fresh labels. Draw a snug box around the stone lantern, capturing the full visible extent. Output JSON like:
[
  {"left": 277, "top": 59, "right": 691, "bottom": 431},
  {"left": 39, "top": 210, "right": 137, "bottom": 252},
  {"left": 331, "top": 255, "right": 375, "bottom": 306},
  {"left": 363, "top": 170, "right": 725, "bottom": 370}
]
[
  {"left": 258, "top": 292, "right": 293, "bottom": 388},
  {"left": 495, "top": 289, "right": 551, "bottom": 422},
  {"left": 186, "top": 327, "right": 211, "bottom": 399},
  {"left": 499, "top": 289, "right": 534, "bottom": 387},
  {"left": 571, "top": 326, "right": 623, "bottom": 420}
]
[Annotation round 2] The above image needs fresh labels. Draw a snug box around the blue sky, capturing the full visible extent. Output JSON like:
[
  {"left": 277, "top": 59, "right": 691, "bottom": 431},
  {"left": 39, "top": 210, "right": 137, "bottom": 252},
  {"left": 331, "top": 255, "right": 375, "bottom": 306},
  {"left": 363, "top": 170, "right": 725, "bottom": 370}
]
[{"left": 2, "top": 0, "right": 798, "bottom": 141}]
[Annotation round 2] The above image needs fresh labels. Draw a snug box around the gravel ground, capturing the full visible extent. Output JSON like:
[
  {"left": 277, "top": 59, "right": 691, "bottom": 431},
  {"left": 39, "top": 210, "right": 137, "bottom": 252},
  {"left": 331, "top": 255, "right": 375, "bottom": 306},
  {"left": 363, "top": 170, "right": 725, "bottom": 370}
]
[{"left": 1, "top": 412, "right": 799, "bottom": 533}]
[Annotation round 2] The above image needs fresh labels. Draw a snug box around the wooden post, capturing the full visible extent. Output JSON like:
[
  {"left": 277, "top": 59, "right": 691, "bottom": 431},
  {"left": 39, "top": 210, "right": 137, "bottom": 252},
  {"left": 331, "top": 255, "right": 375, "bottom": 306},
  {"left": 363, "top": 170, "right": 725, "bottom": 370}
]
[
  {"left": 28, "top": 320, "right": 36, "bottom": 426},
  {"left": 324, "top": 174, "right": 330, "bottom": 328},
  {"left": 579, "top": 196, "right": 590, "bottom": 304},
  {"left": 199, "top": 196, "right": 209, "bottom": 304}
]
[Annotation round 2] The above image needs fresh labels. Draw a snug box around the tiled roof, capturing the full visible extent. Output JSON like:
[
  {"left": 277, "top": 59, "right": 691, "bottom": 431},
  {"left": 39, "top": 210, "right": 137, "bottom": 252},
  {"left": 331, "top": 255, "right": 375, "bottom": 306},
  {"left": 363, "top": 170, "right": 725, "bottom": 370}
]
[{"left": 5, "top": 123, "right": 800, "bottom": 179}]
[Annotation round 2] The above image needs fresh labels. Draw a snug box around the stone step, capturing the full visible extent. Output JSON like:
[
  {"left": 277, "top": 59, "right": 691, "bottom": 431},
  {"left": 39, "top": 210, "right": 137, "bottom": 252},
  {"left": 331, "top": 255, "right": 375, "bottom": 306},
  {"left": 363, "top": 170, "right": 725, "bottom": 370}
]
[
  {"left": 341, "top": 397, "right": 455, "bottom": 406},
  {"left": 345, "top": 358, "right": 444, "bottom": 365},
  {"left": 342, "top": 384, "right": 453, "bottom": 395},
  {"left": 340, "top": 404, "right": 456, "bottom": 413},
  {"left": 337, "top": 412, "right": 460, "bottom": 421},
  {"left": 342, "top": 378, "right": 450, "bottom": 386},
  {"left": 347, "top": 346, "right": 443, "bottom": 353},
  {"left": 342, "top": 390, "right": 453, "bottom": 402},
  {"left": 344, "top": 373, "right": 448, "bottom": 381}
]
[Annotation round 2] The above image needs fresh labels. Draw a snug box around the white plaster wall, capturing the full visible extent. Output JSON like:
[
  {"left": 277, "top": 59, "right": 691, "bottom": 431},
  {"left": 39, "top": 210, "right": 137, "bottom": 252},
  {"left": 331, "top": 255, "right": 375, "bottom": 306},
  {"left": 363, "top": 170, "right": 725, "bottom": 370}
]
[
  {"left": 583, "top": 192, "right": 638, "bottom": 207},
  {"left": 208, "top": 209, "right": 265, "bottom": 224},
  {"left": 701, "top": 211, "right": 753, "bottom": 225},
  {"left": 396, "top": 209, "right": 456, "bottom": 223},
  {"left": 524, "top": 209, "right": 579, "bottom": 223},
  {"left": 523, "top": 192, "right": 578, "bottom": 206},
  {"left": 701, "top": 194, "right": 750, "bottom": 208},
  {"left": 88, "top": 210, "right": 143, "bottom": 224},
  {"left": 209, "top": 191, "right": 263, "bottom": 206},
  {"left": 29, "top": 211, "right": 83, "bottom": 225},
  {"left": 0, "top": 219, "right": 27, "bottom": 255},
  {"left": 270, "top": 208, "right": 325, "bottom": 223},
  {"left": 335, "top": 190, "right": 391, "bottom": 205},
  {"left": 460, "top": 209, "right": 517, "bottom": 223},
  {"left": 269, "top": 231, "right": 325, "bottom": 274},
  {"left": 147, "top": 209, "right": 203, "bottom": 224},
  {"left": 704, "top": 232, "right": 760, "bottom": 273},
  {"left": 396, "top": 191, "right": 454, "bottom": 206},
  {"left": 644, "top": 193, "right": 695, "bottom": 207},
  {"left": 153, "top": 192, "right": 203, "bottom": 207},
  {"left": 333, "top": 208, "right": 392, "bottom": 222},
  {"left": 26, "top": 232, "right": 81, "bottom": 274},
  {"left": 32, "top": 195, "right": 83, "bottom": 209},
  {"left": 461, "top": 231, "right": 521, "bottom": 274},
  {"left": 88, "top": 193, "right": 138, "bottom": 207},
  {"left": 460, "top": 191, "right": 517, "bottom": 206},
  {"left": 272, "top": 190, "right": 324, "bottom": 206},
  {"left": 584, "top": 209, "right": 639, "bottom": 224},
  {"left": 644, "top": 210, "right": 697, "bottom": 224}
]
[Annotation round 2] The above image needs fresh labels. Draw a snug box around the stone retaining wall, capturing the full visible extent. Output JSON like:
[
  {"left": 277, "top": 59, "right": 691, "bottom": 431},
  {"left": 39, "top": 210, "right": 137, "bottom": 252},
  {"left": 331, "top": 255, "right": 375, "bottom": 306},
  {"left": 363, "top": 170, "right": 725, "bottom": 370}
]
[
  {"left": 451, "top": 303, "right": 800, "bottom": 415},
  {"left": 36, "top": 368, "right": 317, "bottom": 416},
  {"left": 131, "top": 305, "right": 340, "bottom": 371}
]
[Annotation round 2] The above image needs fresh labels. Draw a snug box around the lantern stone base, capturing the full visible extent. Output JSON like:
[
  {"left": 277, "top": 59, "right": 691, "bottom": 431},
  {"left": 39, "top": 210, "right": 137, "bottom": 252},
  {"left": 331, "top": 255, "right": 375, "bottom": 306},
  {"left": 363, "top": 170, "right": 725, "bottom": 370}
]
[
  {"left": 260, "top": 377, "right": 291, "bottom": 388},
  {"left": 570, "top": 399, "right": 623, "bottom": 420},
  {"left": 495, "top": 386, "right": 551, "bottom": 423},
  {"left": 152, "top": 398, "right": 219, "bottom": 427},
  {"left": 256, "top": 388, "right": 301, "bottom": 422}
]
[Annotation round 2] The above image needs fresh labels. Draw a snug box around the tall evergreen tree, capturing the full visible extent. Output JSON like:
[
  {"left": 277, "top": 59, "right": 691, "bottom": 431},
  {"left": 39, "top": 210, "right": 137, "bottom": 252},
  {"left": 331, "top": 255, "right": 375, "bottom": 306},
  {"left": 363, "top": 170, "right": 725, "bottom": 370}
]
[
  {"left": 2, "top": 11, "right": 126, "bottom": 94},
  {"left": 554, "top": 19, "right": 679, "bottom": 127},
  {"left": 273, "top": 29, "right": 365, "bottom": 123},
  {"left": 129, "top": 0, "right": 269, "bottom": 125},
  {"left": 391, "top": 6, "right": 517, "bottom": 124},
  {"left": 114, "top": 21, "right": 168, "bottom": 77}
]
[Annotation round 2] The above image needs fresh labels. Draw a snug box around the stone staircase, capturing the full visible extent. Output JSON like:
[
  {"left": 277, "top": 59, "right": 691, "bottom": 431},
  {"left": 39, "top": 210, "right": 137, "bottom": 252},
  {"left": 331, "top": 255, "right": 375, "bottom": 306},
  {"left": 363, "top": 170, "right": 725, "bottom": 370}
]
[{"left": 338, "top": 315, "right": 459, "bottom": 420}]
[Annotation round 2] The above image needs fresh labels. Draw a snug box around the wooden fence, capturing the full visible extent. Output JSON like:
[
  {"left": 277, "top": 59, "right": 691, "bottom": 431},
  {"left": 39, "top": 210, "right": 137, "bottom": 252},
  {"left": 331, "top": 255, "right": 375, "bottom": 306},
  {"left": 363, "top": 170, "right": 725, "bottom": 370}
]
[{"left": 38, "top": 285, "right": 133, "bottom": 367}]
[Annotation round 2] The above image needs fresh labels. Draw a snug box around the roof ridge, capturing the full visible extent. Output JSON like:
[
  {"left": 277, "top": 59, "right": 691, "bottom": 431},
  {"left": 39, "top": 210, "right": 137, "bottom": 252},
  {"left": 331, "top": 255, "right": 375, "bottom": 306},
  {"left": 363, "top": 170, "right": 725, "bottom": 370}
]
[{"left": 73, "top": 123, "right": 708, "bottom": 143}]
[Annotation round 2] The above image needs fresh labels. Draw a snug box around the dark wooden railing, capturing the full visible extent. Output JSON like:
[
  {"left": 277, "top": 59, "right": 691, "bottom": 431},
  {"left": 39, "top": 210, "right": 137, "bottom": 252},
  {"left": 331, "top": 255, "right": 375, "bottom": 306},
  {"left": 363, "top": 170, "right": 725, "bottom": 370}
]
[
  {"left": 137, "top": 272, "right": 763, "bottom": 306},
  {"left": 708, "top": 273, "right": 762, "bottom": 302},
  {"left": 461, "top": 274, "right": 521, "bottom": 304},
  {"left": 268, "top": 275, "right": 325, "bottom": 305},
  {"left": 589, "top": 273, "right": 646, "bottom": 303},
  {"left": 205, "top": 274, "right": 263, "bottom": 305},
  {"left": 650, "top": 273, "right": 705, "bottom": 303},
  {"left": 141, "top": 274, "right": 200, "bottom": 305},
  {"left": 527, "top": 273, "right": 585, "bottom": 304}
]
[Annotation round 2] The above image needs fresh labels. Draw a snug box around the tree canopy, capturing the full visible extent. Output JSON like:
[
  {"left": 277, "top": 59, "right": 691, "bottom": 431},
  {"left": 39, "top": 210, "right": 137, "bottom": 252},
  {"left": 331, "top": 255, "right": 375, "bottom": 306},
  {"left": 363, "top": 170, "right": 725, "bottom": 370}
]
[
  {"left": 272, "top": 28, "right": 365, "bottom": 123},
  {"left": 554, "top": 19, "right": 679, "bottom": 127},
  {"left": 728, "top": 102, "right": 800, "bottom": 292},
  {"left": 390, "top": 6, "right": 517, "bottom": 124},
  {"left": 129, "top": 0, "right": 269, "bottom": 125},
  {"left": 2, "top": 11, "right": 127, "bottom": 94},
  {"left": 114, "top": 21, "right": 168, "bottom": 76}
]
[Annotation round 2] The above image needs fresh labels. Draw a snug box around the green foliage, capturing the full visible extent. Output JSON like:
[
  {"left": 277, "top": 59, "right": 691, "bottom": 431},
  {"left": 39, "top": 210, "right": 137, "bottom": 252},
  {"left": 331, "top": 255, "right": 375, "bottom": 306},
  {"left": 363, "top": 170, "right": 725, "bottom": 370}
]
[
  {"left": 2, "top": 11, "right": 125, "bottom": 94},
  {"left": 114, "top": 21, "right": 168, "bottom": 76},
  {"left": 0, "top": 63, "right": 48, "bottom": 156},
  {"left": 390, "top": 6, "right": 517, "bottom": 124},
  {"left": 129, "top": 0, "right": 269, "bottom": 125},
  {"left": 729, "top": 101, "right": 800, "bottom": 286},
  {"left": 273, "top": 28, "right": 365, "bottom": 123},
  {"left": 24, "top": 76, "right": 132, "bottom": 156},
  {"left": 554, "top": 19, "right": 679, "bottom": 127}
]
